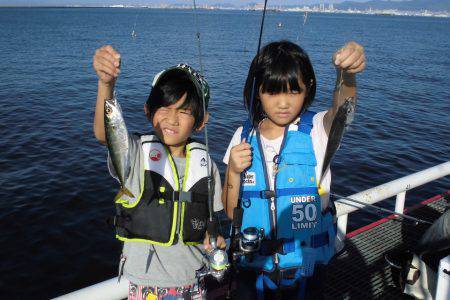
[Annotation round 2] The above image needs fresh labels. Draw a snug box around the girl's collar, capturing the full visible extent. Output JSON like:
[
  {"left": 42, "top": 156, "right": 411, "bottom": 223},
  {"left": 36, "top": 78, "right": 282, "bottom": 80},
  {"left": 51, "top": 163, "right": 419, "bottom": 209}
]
[{"left": 258, "top": 116, "right": 301, "bottom": 129}]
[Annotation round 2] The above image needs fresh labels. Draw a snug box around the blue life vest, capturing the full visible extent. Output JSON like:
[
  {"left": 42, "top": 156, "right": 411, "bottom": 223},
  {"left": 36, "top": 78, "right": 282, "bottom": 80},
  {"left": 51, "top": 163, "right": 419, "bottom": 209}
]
[{"left": 239, "top": 111, "right": 336, "bottom": 277}]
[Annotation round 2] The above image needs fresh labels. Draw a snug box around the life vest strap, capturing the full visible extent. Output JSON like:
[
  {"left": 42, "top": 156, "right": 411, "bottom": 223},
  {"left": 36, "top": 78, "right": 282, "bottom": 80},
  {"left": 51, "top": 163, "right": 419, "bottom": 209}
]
[
  {"left": 241, "top": 187, "right": 318, "bottom": 199},
  {"left": 157, "top": 190, "right": 208, "bottom": 203},
  {"left": 258, "top": 231, "right": 330, "bottom": 258},
  {"left": 260, "top": 238, "right": 295, "bottom": 256},
  {"left": 298, "top": 111, "right": 316, "bottom": 135}
]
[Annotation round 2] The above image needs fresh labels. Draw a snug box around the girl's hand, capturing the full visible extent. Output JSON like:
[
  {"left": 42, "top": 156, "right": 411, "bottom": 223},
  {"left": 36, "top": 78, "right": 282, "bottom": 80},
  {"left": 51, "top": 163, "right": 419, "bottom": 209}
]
[
  {"left": 333, "top": 41, "right": 366, "bottom": 74},
  {"left": 229, "top": 138, "right": 252, "bottom": 175},
  {"left": 203, "top": 232, "right": 227, "bottom": 251},
  {"left": 93, "top": 45, "right": 121, "bottom": 85}
]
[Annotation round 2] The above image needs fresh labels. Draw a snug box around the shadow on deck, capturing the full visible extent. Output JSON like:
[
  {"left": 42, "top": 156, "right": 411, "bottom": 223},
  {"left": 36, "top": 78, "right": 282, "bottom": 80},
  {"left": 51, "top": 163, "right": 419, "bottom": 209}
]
[{"left": 323, "top": 194, "right": 448, "bottom": 299}]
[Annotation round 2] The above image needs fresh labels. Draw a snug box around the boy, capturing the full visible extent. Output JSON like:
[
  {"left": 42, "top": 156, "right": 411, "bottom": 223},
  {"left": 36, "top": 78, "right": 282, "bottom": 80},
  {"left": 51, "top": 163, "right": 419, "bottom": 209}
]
[{"left": 93, "top": 45, "right": 225, "bottom": 300}]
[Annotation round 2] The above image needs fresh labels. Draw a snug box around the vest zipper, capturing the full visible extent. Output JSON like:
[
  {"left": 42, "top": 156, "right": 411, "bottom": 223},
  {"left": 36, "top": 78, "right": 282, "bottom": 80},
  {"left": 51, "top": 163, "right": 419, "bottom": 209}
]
[
  {"left": 271, "top": 126, "right": 289, "bottom": 266},
  {"left": 177, "top": 177, "right": 183, "bottom": 238},
  {"left": 270, "top": 197, "right": 279, "bottom": 264},
  {"left": 168, "top": 149, "right": 183, "bottom": 241}
]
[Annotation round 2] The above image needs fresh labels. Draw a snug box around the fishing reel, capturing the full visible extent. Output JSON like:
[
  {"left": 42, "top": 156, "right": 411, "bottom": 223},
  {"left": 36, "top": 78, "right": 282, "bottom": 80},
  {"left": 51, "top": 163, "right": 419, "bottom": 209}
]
[
  {"left": 196, "top": 240, "right": 230, "bottom": 281},
  {"left": 239, "top": 227, "right": 264, "bottom": 253},
  {"left": 230, "top": 227, "right": 265, "bottom": 263}
]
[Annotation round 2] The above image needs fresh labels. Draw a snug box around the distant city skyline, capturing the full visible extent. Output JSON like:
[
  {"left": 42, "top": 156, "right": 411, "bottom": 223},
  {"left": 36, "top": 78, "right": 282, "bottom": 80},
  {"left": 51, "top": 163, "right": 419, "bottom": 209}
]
[{"left": 0, "top": 0, "right": 395, "bottom": 6}]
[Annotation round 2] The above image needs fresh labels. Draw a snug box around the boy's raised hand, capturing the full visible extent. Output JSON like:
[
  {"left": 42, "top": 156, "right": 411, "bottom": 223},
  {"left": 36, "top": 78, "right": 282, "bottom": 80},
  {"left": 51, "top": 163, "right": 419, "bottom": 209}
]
[
  {"left": 333, "top": 41, "right": 366, "bottom": 74},
  {"left": 203, "top": 232, "right": 227, "bottom": 251},
  {"left": 229, "top": 138, "right": 252, "bottom": 175},
  {"left": 93, "top": 45, "right": 121, "bottom": 85}
]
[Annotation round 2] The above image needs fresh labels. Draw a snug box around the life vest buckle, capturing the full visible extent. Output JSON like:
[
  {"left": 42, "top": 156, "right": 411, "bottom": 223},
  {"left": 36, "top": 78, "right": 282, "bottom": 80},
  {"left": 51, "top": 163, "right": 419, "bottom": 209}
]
[
  {"left": 260, "top": 190, "right": 276, "bottom": 199},
  {"left": 179, "top": 191, "right": 192, "bottom": 203}
]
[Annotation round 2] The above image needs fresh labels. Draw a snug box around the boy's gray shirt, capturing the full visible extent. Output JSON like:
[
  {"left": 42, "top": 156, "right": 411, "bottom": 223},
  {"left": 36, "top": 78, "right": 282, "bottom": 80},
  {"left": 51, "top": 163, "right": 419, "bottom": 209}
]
[{"left": 108, "top": 133, "right": 223, "bottom": 287}]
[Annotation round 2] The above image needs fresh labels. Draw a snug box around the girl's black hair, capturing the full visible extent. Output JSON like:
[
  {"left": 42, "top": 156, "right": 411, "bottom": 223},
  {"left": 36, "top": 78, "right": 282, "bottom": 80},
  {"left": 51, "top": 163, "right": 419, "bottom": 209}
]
[
  {"left": 147, "top": 69, "right": 205, "bottom": 130},
  {"left": 244, "top": 40, "right": 317, "bottom": 126}
]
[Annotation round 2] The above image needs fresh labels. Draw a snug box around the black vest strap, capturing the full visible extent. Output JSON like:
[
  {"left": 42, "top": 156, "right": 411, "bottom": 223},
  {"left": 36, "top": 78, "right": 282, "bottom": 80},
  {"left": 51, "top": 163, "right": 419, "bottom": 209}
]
[{"left": 157, "top": 190, "right": 209, "bottom": 203}]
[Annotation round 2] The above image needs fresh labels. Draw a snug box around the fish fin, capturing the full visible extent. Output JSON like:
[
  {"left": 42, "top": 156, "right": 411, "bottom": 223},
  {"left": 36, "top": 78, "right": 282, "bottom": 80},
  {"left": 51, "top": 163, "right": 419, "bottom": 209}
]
[{"left": 113, "top": 190, "right": 124, "bottom": 202}]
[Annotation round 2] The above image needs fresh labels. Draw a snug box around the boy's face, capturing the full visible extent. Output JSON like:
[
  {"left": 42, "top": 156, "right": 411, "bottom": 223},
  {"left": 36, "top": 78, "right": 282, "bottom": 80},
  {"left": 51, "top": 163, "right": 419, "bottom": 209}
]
[
  {"left": 147, "top": 93, "right": 198, "bottom": 151},
  {"left": 259, "top": 80, "right": 307, "bottom": 127}
]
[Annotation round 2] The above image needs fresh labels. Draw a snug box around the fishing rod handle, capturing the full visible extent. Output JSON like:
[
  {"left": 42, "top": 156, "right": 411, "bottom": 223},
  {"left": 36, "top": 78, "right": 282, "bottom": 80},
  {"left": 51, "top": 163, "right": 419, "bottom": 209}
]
[{"left": 232, "top": 206, "right": 243, "bottom": 229}]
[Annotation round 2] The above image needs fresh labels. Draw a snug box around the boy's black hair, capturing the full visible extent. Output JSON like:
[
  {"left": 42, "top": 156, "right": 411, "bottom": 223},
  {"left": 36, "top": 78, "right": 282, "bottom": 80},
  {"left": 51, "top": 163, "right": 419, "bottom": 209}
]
[
  {"left": 147, "top": 69, "right": 205, "bottom": 130},
  {"left": 244, "top": 40, "right": 317, "bottom": 126}
]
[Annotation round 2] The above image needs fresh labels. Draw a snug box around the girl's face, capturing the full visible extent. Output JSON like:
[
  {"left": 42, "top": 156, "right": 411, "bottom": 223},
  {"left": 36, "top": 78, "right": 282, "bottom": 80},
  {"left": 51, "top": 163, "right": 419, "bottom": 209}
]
[{"left": 259, "top": 79, "right": 307, "bottom": 127}]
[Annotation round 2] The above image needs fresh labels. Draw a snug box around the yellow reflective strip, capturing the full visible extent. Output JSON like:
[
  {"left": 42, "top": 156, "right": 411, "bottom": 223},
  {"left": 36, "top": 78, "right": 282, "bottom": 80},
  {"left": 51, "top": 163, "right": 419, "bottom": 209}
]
[
  {"left": 184, "top": 241, "right": 201, "bottom": 246},
  {"left": 159, "top": 186, "right": 166, "bottom": 193},
  {"left": 179, "top": 144, "right": 191, "bottom": 244},
  {"left": 165, "top": 146, "right": 179, "bottom": 190},
  {"left": 182, "top": 144, "right": 191, "bottom": 191}
]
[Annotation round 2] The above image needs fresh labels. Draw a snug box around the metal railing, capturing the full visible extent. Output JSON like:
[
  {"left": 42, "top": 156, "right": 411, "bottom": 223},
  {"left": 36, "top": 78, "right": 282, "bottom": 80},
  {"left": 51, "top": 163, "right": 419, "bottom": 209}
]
[
  {"left": 55, "top": 161, "right": 450, "bottom": 299},
  {"left": 334, "top": 161, "right": 450, "bottom": 251},
  {"left": 53, "top": 277, "right": 129, "bottom": 300}
]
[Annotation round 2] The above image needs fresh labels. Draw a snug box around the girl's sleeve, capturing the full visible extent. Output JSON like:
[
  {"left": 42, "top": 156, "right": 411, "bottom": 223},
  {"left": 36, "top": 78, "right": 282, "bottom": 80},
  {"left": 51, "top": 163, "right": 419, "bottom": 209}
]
[{"left": 222, "top": 126, "right": 243, "bottom": 165}]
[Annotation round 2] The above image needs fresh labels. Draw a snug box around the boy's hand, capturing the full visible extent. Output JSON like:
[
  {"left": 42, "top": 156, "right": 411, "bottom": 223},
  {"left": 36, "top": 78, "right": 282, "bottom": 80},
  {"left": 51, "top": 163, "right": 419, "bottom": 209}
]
[
  {"left": 203, "top": 232, "right": 227, "bottom": 251},
  {"left": 333, "top": 41, "right": 366, "bottom": 74},
  {"left": 93, "top": 45, "right": 121, "bottom": 86},
  {"left": 229, "top": 138, "right": 252, "bottom": 175}
]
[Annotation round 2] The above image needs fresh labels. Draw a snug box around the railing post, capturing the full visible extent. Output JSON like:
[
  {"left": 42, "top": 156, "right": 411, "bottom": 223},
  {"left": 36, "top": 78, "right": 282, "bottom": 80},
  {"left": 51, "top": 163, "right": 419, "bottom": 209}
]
[
  {"left": 336, "top": 214, "right": 348, "bottom": 253},
  {"left": 395, "top": 191, "right": 406, "bottom": 215}
]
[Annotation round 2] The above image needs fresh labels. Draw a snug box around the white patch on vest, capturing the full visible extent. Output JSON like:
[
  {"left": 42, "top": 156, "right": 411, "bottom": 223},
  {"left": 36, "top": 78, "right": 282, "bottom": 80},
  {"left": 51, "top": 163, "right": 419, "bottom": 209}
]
[
  {"left": 243, "top": 171, "right": 256, "bottom": 186},
  {"left": 191, "top": 218, "right": 206, "bottom": 231},
  {"left": 290, "top": 195, "right": 316, "bottom": 203},
  {"left": 291, "top": 202, "right": 318, "bottom": 231}
]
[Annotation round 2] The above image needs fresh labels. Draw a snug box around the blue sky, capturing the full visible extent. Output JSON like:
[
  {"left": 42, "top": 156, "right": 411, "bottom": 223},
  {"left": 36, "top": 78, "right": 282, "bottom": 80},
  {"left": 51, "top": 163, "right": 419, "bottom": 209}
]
[{"left": 0, "top": 0, "right": 381, "bottom": 6}]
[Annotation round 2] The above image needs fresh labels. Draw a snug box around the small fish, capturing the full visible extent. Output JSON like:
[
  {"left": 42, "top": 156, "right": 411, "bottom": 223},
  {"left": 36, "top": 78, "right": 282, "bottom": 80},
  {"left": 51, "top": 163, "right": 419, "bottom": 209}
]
[
  {"left": 319, "top": 97, "right": 356, "bottom": 185},
  {"left": 104, "top": 97, "right": 135, "bottom": 200}
]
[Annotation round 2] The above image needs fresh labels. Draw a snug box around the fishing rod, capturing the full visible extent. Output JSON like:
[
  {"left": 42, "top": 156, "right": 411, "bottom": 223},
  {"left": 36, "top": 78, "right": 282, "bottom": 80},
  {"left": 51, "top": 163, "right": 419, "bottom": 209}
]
[
  {"left": 247, "top": 0, "right": 269, "bottom": 137},
  {"left": 192, "top": 0, "right": 230, "bottom": 282},
  {"left": 331, "top": 192, "right": 433, "bottom": 225},
  {"left": 225, "top": 1, "right": 270, "bottom": 298}
]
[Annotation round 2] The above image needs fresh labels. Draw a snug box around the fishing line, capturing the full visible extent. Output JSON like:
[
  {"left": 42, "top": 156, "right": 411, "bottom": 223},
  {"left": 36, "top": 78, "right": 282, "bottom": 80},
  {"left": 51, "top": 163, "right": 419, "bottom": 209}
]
[
  {"left": 192, "top": 0, "right": 216, "bottom": 232},
  {"left": 131, "top": 13, "right": 138, "bottom": 38},
  {"left": 331, "top": 192, "right": 433, "bottom": 225},
  {"left": 296, "top": 11, "right": 308, "bottom": 42}
]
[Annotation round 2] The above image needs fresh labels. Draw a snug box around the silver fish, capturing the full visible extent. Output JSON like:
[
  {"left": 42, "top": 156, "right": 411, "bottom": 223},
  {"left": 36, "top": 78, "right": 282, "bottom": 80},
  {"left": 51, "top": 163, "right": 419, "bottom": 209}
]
[
  {"left": 104, "top": 97, "right": 134, "bottom": 200},
  {"left": 319, "top": 97, "right": 356, "bottom": 185}
]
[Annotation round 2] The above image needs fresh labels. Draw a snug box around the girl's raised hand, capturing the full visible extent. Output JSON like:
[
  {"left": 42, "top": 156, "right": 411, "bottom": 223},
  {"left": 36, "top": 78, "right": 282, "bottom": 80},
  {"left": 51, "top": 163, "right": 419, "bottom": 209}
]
[
  {"left": 229, "top": 138, "right": 252, "bottom": 175},
  {"left": 333, "top": 41, "right": 366, "bottom": 74},
  {"left": 93, "top": 45, "right": 121, "bottom": 85}
]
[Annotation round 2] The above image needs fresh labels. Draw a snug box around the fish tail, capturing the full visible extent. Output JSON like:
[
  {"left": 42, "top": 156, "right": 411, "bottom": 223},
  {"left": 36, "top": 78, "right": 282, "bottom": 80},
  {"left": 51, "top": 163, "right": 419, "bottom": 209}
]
[
  {"left": 113, "top": 187, "right": 135, "bottom": 202},
  {"left": 122, "top": 187, "right": 135, "bottom": 198}
]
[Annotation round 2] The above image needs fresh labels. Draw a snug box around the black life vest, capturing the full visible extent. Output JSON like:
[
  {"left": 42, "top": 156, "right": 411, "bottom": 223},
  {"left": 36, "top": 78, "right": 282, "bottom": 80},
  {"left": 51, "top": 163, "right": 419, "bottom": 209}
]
[{"left": 113, "top": 134, "right": 211, "bottom": 246}]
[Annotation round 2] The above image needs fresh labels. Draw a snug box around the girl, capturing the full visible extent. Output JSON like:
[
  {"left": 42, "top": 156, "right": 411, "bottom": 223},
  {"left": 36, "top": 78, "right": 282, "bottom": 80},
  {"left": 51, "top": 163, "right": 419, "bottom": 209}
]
[{"left": 222, "top": 40, "right": 366, "bottom": 299}]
